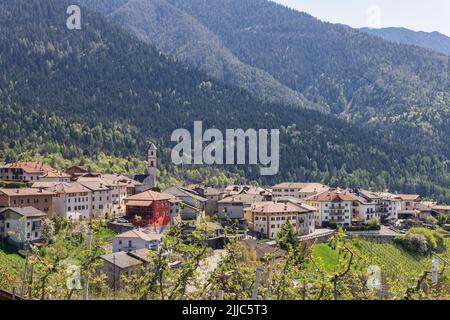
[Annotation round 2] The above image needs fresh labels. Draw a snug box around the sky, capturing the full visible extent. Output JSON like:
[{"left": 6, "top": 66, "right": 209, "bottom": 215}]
[{"left": 272, "top": 0, "right": 450, "bottom": 37}]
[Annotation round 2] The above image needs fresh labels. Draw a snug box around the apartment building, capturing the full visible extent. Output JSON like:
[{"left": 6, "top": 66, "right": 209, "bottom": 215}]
[
  {"left": 306, "top": 191, "right": 355, "bottom": 227},
  {"left": 46, "top": 182, "right": 92, "bottom": 220},
  {"left": 272, "top": 183, "right": 329, "bottom": 200},
  {"left": 0, "top": 162, "right": 70, "bottom": 182},
  {"left": 0, "top": 188, "right": 54, "bottom": 218},
  {"left": 250, "top": 201, "right": 315, "bottom": 239}
]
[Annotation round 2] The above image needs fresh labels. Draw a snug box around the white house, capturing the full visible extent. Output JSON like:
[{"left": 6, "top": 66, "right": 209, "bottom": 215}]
[
  {"left": 249, "top": 202, "right": 315, "bottom": 239},
  {"left": 77, "top": 178, "right": 113, "bottom": 218},
  {"left": 45, "top": 182, "right": 92, "bottom": 220},
  {"left": 306, "top": 191, "right": 355, "bottom": 227},
  {"left": 0, "top": 207, "right": 47, "bottom": 246},
  {"left": 272, "top": 183, "right": 329, "bottom": 200},
  {"left": 112, "top": 229, "right": 164, "bottom": 253}
]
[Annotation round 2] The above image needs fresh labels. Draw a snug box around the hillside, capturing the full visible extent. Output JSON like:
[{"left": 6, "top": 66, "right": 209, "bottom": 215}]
[
  {"left": 361, "top": 27, "right": 450, "bottom": 56},
  {"left": 76, "top": 0, "right": 317, "bottom": 110},
  {"left": 0, "top": 0, "right": 449, "bottom": 202},
  {"left": 135, "top": 0, "right": 450, "bottom": 157}
]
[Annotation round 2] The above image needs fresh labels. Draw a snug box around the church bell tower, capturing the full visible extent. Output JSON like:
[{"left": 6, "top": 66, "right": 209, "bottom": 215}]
[{"left": 147, "top": 142, "right": 157, "bottom": 188}]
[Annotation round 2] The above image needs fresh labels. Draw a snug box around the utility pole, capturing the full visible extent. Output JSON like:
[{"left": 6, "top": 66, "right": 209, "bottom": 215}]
[
  {"left": 113, "top": 254, "right": 117, "bottom": 300},
  {"left": 83, "top": 228, "right": 93, "bottom": 300},
  {"left": 251, "top": 265, "right": 263, "bottom": 300}
]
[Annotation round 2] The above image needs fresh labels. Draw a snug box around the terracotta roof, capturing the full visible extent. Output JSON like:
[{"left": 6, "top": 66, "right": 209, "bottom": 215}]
[
  {"left": 0, "top": 188, "right": 55, "bottom": 196},
  {"left": 251, "top": 201, "right": 304, "bottom": 214},
  {"left": 115, "top": 229, "right": 164, "bottom": 241},
  {"left": 46, "top": 182, "right": 90, "bottom": 194},
  {"left": 307, "top": 191, "right": 356, "bottom": 202},
  {"left": 126, "top": 190, "right": 172, "bottom": 201},
  {"left": 1, "top": 162, "right": 70, "bottom": 178},
  {"left": 76, "top": 178, "right": 110, "bottom": 191},
  {"left": 125, "top": 200, "right": 153, "bottom": 207}
]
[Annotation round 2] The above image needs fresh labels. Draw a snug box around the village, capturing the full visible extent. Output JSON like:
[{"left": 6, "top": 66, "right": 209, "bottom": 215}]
[{"left": 1, "top": 144, "right": 450, "bottom": 296}]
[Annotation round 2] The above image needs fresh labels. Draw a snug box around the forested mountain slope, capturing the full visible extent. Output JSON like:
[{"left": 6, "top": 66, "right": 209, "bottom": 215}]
[
  {"left": 361, "top": 27, "right": 450, "bottom": 56},
  {"left": 0, "top": 0, "right": 449, "bottom": 202},
  {"left": 148, "top": 0, "right": 450, "bottom": 157},
  {"left": 76, "top": 0, "right": 317, "bottom": 110}
]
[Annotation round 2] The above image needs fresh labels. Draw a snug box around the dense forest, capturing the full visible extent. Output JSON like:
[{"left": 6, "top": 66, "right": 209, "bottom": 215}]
[
  {"left": 361, "top": 27, "right": 450, "bottom": 56},
  {"left": 0, "top": 0, "right": 449, "bottom": 203},
  {"left": 90, "top": 0, "right": 449, "bottom": 157}
]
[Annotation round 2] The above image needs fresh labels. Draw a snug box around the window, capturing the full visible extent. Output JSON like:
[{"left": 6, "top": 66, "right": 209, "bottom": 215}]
[{"left": 128, "top": 240, "right": 132, "bottom": 247}]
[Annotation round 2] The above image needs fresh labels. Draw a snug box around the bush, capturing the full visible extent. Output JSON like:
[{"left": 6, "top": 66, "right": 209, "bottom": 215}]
[{"left": 394, "top": 227, "right": 445, "bottom": 255}]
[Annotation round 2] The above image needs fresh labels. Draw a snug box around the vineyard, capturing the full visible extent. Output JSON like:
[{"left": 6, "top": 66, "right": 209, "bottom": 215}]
[{"left": 311, "top": 237, "right": 450, "bottom": 298}]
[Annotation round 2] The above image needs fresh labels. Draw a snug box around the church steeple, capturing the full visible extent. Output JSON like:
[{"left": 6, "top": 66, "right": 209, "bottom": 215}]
[{"left": 147, "top": 143, "right": 157, "bottom": 188}]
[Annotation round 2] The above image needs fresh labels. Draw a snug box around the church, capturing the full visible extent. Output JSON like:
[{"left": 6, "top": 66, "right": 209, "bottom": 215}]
[{"left": 131, "top": 143, "right": 158, "bottom": 192}]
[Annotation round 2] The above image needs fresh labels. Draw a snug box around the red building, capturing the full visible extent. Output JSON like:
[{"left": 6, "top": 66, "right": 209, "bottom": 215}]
[{"left": 124, "top": 190, "right": 171, "bottom": 227}]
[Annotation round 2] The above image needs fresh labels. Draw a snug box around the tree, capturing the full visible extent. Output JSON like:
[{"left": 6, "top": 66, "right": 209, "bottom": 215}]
[{"left": 276, "top": 221, "right": 299, "bottom": 251}]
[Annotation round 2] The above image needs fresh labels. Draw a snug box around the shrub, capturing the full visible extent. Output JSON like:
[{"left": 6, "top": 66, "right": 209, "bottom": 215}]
[{"left": 394, "top": 227, "right": 445, "bottom": 255}]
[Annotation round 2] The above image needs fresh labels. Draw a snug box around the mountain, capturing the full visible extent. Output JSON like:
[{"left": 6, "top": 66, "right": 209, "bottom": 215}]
[
  {"left": 0, "top": 0, "right": 449, "bottom": 202},
  {"left": 76, "top": 0, "right": 317, "bottom": 111},
  {"left": 82, "top": 0, "right": 450, "bottom": 157},
  {"left": 361, "top": 27, "right": 450, "bottom": 56}
]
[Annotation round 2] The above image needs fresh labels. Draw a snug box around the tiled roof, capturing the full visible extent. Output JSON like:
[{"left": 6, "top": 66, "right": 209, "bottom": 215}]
[
  {"left": 100, "top": 252, "right": 142, "bottom": 269},
  {"left": 115, "top": 229, "right": 163, "bottom": 241},
  {"left": 0, "top": 188, "right": 55, "bottom": 196},
  {"left": 0, "top": 206, "right": 47, "bottom": 218},
  {"left": 1, "top": 162, "right": 70, "bottom": 178},
  {"left": 251, "top": 201, "right": 304, "bottom": 214},
  {"left": 126, "top": 190, "right": 172, "bottom": 201},
  {"left": 307, "top": 191, "right": 356, "bottom": 202}
]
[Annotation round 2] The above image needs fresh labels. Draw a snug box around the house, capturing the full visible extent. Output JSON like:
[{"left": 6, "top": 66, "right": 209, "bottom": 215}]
[
  {"left": 249, "top": 201, "right": 315, "bottom": 239},
  {"left": 432, "top": 205, "right": 450, "bottom": 216},
  {"left": 306, "top": 191, "right": 355, "bottom": 227},
  {"left": 0, "top": 188, "right": 54, "bottom": 218},
  {"left": 203, "top": 187, "right": 222, "bottom": 216},
  {"left": 0, "top": 162, "right": 70, "bottom": 182},
  {"left": 181, "top": 221, "right": 226, "bottom": 249},
  {"left": 76, "top": 179, "right": 112, "bottom": 218},
  {"left": 41, "top": 182, "right": 92, "bottom": 220},
  {"left": 99, "top": 251, "right": 144, "bottom": 290},
  {"left": 272, "top": 183, "right": 329, "bottom": 200},
  {"left": 124, "top": 190, "right": 171, "bottom": 229},
  {"left": 99, "top": 175, "right": 132, "bottom": 214},
  {"left": 163, "top": 186, "right": 207, "bottom": 220},
  {"left": 377, "top": 192, "right": 402, "bottom": 222},
  {"left": 218, "top": 193, "right": 265, "bottom": 229},
  {"left": 112, "top": 229, "right": 163, "bottom": 252},
  {"left": 0, "top": 207, "right": 47, "bottom": 246},
  {"left": 349, "top": 194, "right": 380, "bottom": 224},
  {"left": 396, "top": 194, "right": 421, "bottom": 211}
]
